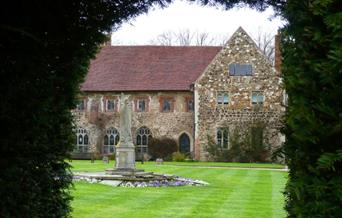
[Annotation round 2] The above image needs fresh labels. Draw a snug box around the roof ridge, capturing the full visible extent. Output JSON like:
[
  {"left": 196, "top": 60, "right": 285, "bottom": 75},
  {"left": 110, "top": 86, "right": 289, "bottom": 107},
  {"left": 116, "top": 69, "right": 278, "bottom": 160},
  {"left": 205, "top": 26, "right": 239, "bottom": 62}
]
[
  {"left": 82, "top": 45, "right": 221, "bottom": 92},
  {"left": 107, "top": 45, "right": 222, "bottom": 48}
]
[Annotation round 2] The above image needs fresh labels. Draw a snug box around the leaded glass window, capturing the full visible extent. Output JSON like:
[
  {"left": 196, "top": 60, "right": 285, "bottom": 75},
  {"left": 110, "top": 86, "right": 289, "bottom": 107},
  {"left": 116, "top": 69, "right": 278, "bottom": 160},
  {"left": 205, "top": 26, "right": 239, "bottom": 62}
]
[
  {"left": 136, "top": 127, "right": 152, "bottom": 154},
  {"left": 217, "top": 92, "right": 229, "bottom": 105},
  {"left": 75, "top": 128, "right": 89, "bottom": 153},
  {"left": 216, "top": 128, "right": 229, "bottom": 149},
  {"left": 252, "top": 91, "right": 264, "bottom": 105},
  {"left": 103, "top": 127, "right": 119, "bottom": 154}
]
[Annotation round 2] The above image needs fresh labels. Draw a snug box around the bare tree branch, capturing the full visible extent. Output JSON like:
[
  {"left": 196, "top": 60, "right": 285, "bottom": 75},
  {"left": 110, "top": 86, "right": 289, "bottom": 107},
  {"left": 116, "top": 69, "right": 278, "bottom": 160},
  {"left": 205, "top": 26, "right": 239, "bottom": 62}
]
[
  {"left": 254, "top": 27, "right": 275, "bottom": 64},
  {"left": 177, "top": 29, "right": 194, "bottom": 45},
  {"left": 148, "top": 28, "right": 275, "bottom": 64}
]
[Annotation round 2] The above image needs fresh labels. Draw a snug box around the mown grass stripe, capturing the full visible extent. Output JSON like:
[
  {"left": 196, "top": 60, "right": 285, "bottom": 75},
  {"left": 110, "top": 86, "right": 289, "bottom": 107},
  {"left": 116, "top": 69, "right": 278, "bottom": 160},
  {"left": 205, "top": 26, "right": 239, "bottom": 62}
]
[
  {"left": 213, "top": 170, "right": 257, "bottom": 218},
  {"left": 241, "top": 170, "right": 272, "bottom": 218},
  {"left": 183, "top": 170, "right": 242, "bottom": 218},
  {"left": 72, "top": 183, "right": 158, "bottom": 217},
  {"left": 71, "top": 161, "right": 287, "bottom": 218},
  {"left": 271, "top": 171, "right": 287, "bottom": 218}
]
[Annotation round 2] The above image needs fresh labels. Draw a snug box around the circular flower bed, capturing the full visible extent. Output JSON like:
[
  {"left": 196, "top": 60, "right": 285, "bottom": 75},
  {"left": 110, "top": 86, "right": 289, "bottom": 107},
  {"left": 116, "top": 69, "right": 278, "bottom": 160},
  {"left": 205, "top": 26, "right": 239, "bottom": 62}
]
[{"left": 73, "top": 172, "right": 208, "bottom": 187}]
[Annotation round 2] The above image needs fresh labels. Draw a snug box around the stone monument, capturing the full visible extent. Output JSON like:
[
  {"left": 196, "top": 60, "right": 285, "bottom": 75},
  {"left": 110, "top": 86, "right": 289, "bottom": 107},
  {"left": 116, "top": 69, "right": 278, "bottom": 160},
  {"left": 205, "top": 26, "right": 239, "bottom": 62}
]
[
  {"left": 79, "top": 93, "right": 207, "bottom": 184},
  {"left": 106, "top": 93, "right": 143, "bottom": 175}
]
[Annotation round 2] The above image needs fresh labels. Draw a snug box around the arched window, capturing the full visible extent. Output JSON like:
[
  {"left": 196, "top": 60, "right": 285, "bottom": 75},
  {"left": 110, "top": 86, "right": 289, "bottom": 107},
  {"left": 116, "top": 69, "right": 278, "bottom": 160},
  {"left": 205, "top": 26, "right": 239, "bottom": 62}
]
[
  {"left": 75, "top": 128, "right": 89, "bottom": 153},
  {"left": 179, "top": 133, "right": 191, "bottom": 154},
  {"left": 136, "top": 127, "right": 152, "bottom": 154},
  {"left": 103, "top": 127, "right": 119, "bottom": 154}
]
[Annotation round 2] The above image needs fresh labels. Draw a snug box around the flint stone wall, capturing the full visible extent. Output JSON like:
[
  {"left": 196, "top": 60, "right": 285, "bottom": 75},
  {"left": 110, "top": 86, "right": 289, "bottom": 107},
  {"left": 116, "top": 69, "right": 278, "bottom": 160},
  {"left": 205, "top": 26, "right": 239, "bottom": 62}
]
[
  {"left": 194, "top": 28, "right": 285, "bottom": 160},
  {"left": 73, "top": 91, "right": 194, "bottom": 158}
]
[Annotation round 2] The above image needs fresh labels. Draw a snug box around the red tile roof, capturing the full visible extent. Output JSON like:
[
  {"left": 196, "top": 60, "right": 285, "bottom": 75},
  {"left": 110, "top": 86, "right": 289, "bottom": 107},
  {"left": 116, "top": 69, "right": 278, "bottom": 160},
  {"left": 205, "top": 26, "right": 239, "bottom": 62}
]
[{"left": 81, "top": 45, "right": 221, "bottom": 91}]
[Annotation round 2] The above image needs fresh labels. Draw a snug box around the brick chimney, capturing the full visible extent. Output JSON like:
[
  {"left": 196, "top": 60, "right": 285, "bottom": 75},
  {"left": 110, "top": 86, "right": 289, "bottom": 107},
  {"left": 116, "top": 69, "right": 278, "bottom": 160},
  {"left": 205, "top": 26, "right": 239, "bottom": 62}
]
[{"left": 274, "top": 30, "right": 282, "bottom": 72}]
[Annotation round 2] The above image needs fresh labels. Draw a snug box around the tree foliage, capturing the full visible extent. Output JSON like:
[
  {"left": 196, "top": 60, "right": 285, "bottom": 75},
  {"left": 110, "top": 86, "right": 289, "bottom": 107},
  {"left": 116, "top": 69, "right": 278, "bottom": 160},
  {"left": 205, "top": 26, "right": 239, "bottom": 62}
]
[
  {"left": 281, "top": 1, "right": 342, "bottom": 217},
  {"left": 199, "top": 0, "right": 342, "bottom": 215},
  {"left": 0, "top": 0, "right": 170, "bottom": 217},
  {"left": 1, "top": 0, "right": 341, "bottom": 217}
]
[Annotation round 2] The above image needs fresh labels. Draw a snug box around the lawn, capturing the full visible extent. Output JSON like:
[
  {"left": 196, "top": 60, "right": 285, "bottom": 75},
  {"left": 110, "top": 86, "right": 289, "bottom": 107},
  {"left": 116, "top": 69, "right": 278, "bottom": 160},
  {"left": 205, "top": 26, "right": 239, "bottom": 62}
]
[{"left": 70, "top": 160, "right": 287, "bottom": 218}]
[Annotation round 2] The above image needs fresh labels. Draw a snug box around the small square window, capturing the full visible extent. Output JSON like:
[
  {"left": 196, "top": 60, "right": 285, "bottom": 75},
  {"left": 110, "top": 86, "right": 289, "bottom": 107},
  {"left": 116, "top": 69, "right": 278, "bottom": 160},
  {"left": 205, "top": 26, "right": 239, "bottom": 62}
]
[
  {"left": 160, "top": 97, "right": 174, "bottom": 112},
  {"left": 187, "top": 99, "right": 194, "bottom": 112},
  {"left": 252, "top": 91, "right": 264, "bottom": 105},
  {"left": 163, "top": 99, "right": 171, "bottom": 112},
  {"left": 217, "top": 92, "right": 229, "bottom": 105},
  {"left": 229, "top": 64, "right": 253, "bottom": 76},
  {"left": 134, "top": 97, "right": 149, "bottom": 112},
  {"left": 106, "top": 99, "right": 116, "bottom": 111},
  {"left": 137, "top": 99, "right": 146, "bottom": 112}
]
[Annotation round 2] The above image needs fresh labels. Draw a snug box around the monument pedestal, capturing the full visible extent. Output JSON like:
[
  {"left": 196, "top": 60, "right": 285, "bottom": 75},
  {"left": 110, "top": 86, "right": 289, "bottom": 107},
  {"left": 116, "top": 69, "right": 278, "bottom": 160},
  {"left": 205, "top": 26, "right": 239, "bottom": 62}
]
[
  {"left": 105, "top": 143, "right": 144, "bottom": 176},
  {"left": 115, "top": 145, "right": 135, "bottom": 169}
]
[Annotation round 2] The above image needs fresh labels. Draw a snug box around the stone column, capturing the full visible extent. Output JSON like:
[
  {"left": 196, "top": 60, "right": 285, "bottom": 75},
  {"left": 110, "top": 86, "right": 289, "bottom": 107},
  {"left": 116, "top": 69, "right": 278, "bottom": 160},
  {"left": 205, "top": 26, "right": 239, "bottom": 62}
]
[
  {"left": 106, "top": 94, "right": 143, "bottom": 175},
  {"left": 115, "top": 94, "right": 135, "bottom": 170}
]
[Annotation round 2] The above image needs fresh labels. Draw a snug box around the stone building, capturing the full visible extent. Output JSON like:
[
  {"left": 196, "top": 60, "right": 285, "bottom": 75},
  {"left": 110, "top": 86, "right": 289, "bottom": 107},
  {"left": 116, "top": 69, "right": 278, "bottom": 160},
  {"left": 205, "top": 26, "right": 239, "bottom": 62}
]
[{"left": 73, "top": 27, "right": 285, "bottom": 161}]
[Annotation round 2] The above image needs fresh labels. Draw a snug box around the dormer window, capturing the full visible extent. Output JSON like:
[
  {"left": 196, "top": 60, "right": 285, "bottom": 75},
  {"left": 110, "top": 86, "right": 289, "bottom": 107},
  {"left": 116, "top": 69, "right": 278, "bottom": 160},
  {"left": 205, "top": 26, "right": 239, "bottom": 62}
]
[{"left": 229, "top": 64, "right": 253, "bottom": 76}]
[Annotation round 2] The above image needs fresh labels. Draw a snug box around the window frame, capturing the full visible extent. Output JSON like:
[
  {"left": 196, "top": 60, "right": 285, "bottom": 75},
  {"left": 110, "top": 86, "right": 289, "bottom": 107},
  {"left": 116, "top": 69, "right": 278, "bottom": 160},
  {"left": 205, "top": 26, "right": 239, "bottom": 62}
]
[
  {"left": 251, "top": 91, "right": 264, "bottom": 105},
  {"left": 216, "top": 128, "right": 229, "bottom": 149},
  {"left": 159, "top": 97, "right": 175, "bottom": 113},
  {"left": 137, "top": 99, "right": 146, "bottom": 112},
  {"left": 103, "top": 96, "right": 118, "bottom": 112},
  {"left": 134, "top": 97, "right": 149, "bottom": 112},
  {"left": 136, "top": 127, "right": 152, "bottom": 154},
  {"left": 75, "top": 127, "right": 90, "bottom": 153},
  {"left": 184, "top": 97, "right": 194, "bottom": 112},
  {"left": 229, "top": 63, "right": 253, "bottom": 76},
  {"left": 103, "top": 127, "right": 119, "bottom": 154},
  {"left": 217, "top": 91, "right": 230, "bottom": 106}
]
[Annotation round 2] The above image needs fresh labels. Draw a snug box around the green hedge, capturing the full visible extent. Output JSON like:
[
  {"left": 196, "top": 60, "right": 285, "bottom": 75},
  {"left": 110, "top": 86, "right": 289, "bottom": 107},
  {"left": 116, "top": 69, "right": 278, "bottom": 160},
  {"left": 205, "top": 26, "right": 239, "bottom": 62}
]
[
  {"left": 0, "top": 1, "right": 162, "bottom": 217},
  {"left": 281, "top": 1, "right": 342, "bottom": 217}
]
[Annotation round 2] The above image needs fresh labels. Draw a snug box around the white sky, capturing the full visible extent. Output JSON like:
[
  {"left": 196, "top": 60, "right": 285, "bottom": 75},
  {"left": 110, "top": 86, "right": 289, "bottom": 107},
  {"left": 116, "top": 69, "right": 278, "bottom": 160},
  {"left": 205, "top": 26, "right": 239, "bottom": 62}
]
[{"left": 111, "top": 0, "right": 285, "bottom": 45}]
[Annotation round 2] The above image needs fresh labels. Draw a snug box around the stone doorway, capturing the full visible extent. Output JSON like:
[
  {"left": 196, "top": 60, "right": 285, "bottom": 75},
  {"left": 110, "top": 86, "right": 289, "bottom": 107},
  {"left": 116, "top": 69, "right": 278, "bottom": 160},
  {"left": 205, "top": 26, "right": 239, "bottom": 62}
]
[{"left": 179, "top": 133, "right": 190, "bottom": 154}]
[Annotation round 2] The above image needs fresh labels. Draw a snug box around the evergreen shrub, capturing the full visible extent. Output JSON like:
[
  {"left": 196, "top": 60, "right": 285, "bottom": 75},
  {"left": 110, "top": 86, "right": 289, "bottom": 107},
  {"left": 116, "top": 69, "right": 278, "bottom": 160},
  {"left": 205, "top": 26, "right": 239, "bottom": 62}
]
[
  {"left": 172, "top": 152, "right": 186, "bottom": 162},
  {"left": 148, "top": 137, "right": 178, "bottom": 161}
]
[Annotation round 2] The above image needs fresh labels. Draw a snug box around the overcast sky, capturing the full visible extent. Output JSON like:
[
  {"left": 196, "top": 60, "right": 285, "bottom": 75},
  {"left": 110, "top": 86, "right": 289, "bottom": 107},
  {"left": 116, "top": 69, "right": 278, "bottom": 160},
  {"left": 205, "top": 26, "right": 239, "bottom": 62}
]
[{"left": 111, "top": 0, "right": 285, "bottom": 45}]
